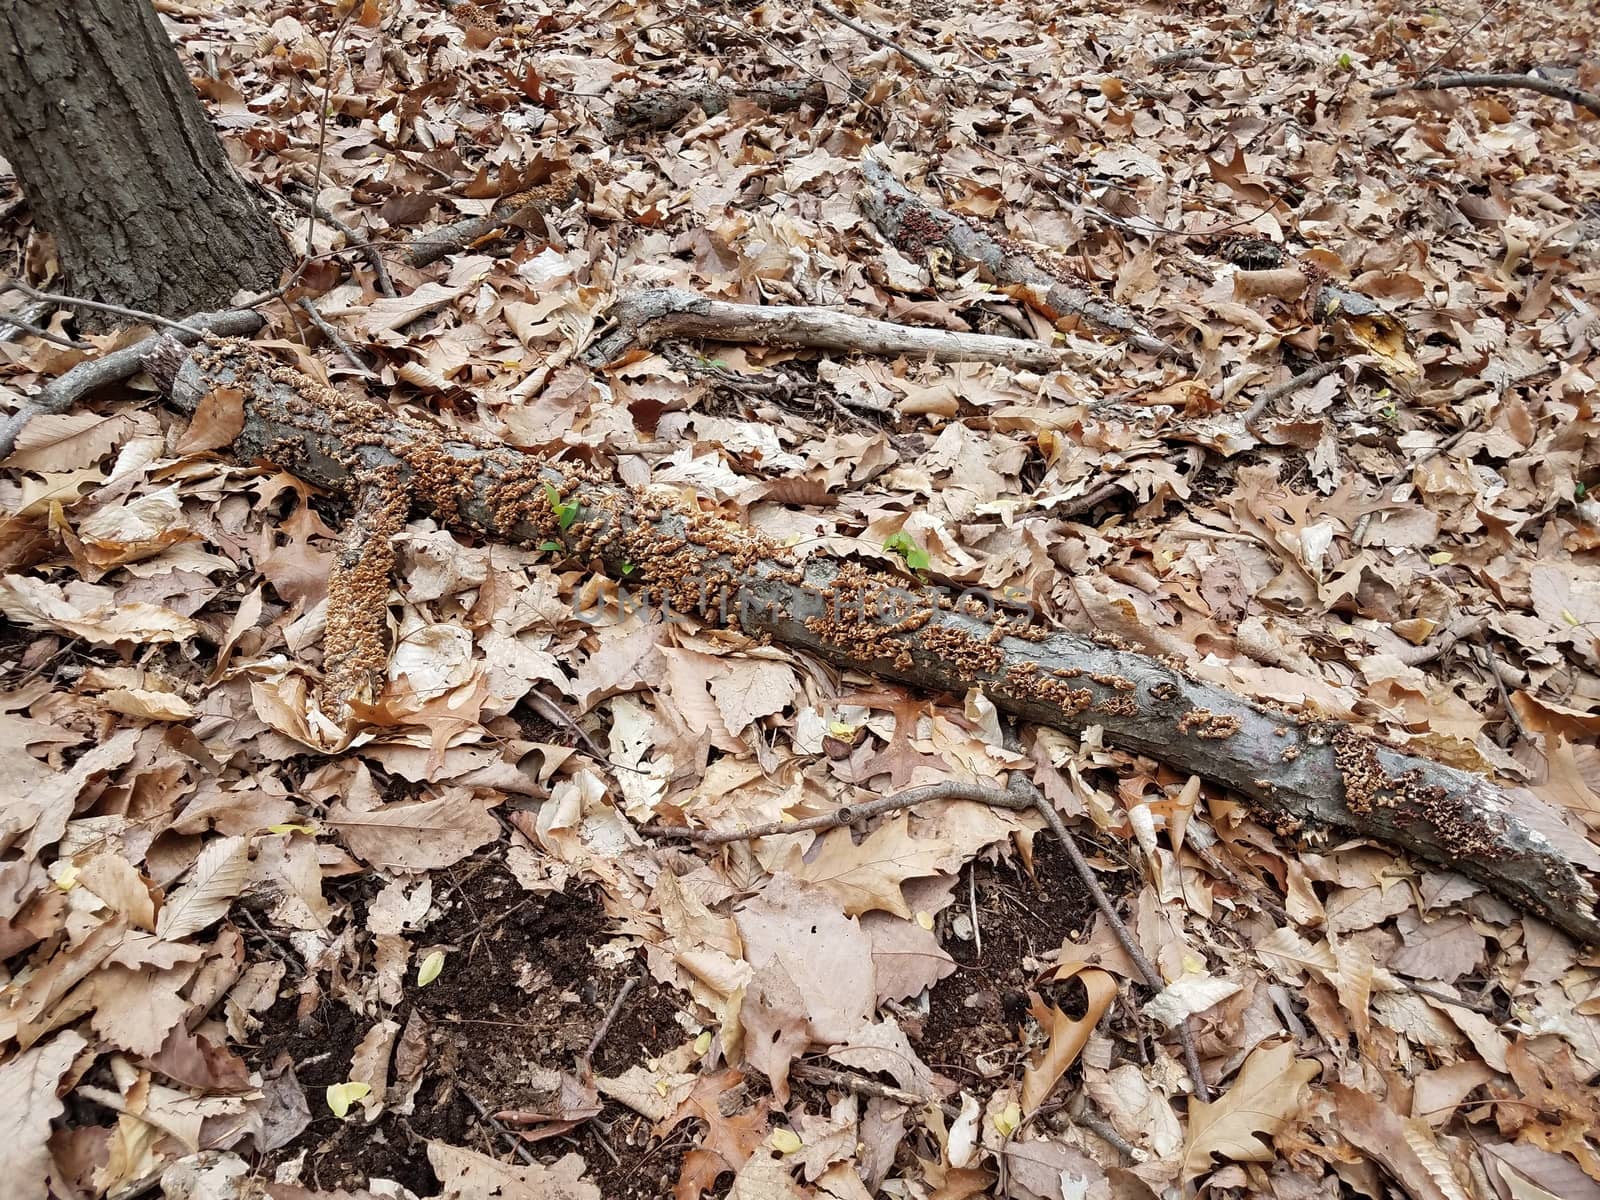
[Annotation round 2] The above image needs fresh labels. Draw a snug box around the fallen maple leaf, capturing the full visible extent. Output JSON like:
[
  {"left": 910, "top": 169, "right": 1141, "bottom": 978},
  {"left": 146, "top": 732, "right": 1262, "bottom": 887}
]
[{"left": 1180, "top": 1040, "right": 1318, "bottom": 1182}]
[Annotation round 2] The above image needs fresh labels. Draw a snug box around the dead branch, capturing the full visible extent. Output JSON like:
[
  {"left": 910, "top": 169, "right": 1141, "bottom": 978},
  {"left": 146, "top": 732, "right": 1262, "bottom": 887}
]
[
  {"left": 1242, "top": 361, "right": 1341, "bottom": 429},
  {"left": 814, "top": 0, "right": 941, "bottom": 76},
  {"left": 857, "top": 157, "right": 1187, "bottom": 362},
  {"left": 585, "top": 286, "right": 1076, "bottom": 369},
  {"left": 150, "top": 339, "right": 1600, "bottom": 944},
  {"left": 0, "top": 308, "right": 263, "bottom": 460},
  {"left": 606, "top": 79, "right": 827, "bottom": 136},
  {"left": 281, "top": 185, "right": 398, "bottom": 298},
  {"left": 1372, "top": 72, "right": 1600, "bottom": 117},
  {"left": 405, "top": 178, "right": 579, "bottom": 269},
  {"left": 641, "top": 780, "right": 1033, "bottom": 844}
]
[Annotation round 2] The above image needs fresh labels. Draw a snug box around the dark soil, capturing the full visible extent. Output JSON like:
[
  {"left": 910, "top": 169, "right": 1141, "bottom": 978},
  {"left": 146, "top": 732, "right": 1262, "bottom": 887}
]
[
  {"left": 915, "top": 835, "right": 1118, "bottom": 1092},
  {"left": 248, "top": 834, "right": 1122, "bottom": 1197},
  {"left": 250, "top": 856, "right": 683, "bottom": 1198}
]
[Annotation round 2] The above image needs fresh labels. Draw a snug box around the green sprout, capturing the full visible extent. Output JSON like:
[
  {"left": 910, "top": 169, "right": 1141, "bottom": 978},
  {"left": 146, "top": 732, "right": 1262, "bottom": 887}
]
[
  {"left": 883, "top": 531, "right": 931, "bottom": 573},
  {"left": 543, "top": 482, "right": 579, "bottom": 531}
]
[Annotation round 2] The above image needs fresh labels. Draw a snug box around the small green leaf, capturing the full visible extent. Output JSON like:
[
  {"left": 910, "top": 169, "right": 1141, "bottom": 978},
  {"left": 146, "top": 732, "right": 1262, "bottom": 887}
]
[
  {"left": 539, "top": 540, "right": 563, "bottom": 553},
  {"left": 418, "top": 950, "right": 446, "bottom": 987},
  {"left": 883, "top": 531, "right": 931, "bottom": 572},
  {"left": 1337, "top": 50, "right": 1353, "bottom": 70},
  {"left": 621, "top": 560, "right": 635, "bottom": 575},
  {"left": 326, "top": 1081, "right": 371, "bottom": 1118},
  {"left": 1577, "top": 482, "right": 1588, "bottom": 500}
]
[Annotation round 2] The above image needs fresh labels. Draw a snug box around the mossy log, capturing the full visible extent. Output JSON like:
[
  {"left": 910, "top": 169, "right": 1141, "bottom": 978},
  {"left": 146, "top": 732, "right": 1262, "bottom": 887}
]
[{"left": 154, "top": 338, "right": 1600, "bottom": 943}]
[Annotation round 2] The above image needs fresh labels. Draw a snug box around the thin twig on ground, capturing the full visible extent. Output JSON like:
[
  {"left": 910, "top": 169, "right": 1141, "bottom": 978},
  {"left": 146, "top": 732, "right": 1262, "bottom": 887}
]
[
  {"left": 581, "top": 973, "right": 642, "bottom": 1066},
  {"left": 1, "top": 277, "right": 206, "bottom": 335},
  {"left": 586, "top": 286, "right": 1074, "bottom": 369},
  {"left": 639, "top": 779, "right": 1032, "bottom": 844},
  {"left": 1242, "top": 360, "right": 1341, "bottom": 429},
  {"left": 460, "top": 1087, "right": 540, "bottom": 1166},
  {"left": 297, "top": 297, "right": 373, "bottom": 374},
  {"left": 0, "top": 312, "right": 90, "bottom": 350},
  {"left": 0, "top": 298, "right": 71, "bottom": 346},
  {"left": 791, "top": 1061, "right": 944, "bottom": 1111},
  {"left": 813, "top": 0, "right": 941, "bottom": 76},
  {"left": 281, "top": 185, "right": 398, "bottom": 297},
  {"left": 1372, "top": 72, "right": 1600, "bottom": 117},
  {"left": 1006, "top": 768, "right": 1212, "bottom": 1101}
]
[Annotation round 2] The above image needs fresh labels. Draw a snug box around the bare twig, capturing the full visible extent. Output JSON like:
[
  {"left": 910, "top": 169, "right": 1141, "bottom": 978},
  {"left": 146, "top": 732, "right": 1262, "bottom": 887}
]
[
  {"left": 1242, "top": 361, "right": 1341, "bottom": 429},
  {"left": 581, "top": 973, "right": 641, "bottom": 1066},
  {"left": 791, "top": 1061, "right": 942, "bottom": 1110},
  {"left": 1403, "top": 979, "right": 1498, "bottom": 1016},
  {"left": 1055, "top": 479, "right": 1125, "bottom": 520},
  {"left": 281, "top": 185, "right": 397, "bottom": 297},
  {"left": 1372, "top": 72, "right": 1600, "bottom": 117},
  {"left": 460, "top": 1087, "right": 540, "bottom": 1166},
  {"left": 813, "top": 0, "right": 941, "bottom": 76},
  {"left": 0, "top": 312, "right": 90, "bottom": 350},
  {"left": 639, "top": 779, "right": 1032, "bottom": 844},
  {"left": 0, "top": 278, "right": 206, "bottom": 335},
  {"left": 1007, "top": 768, "right": 1212, "bottom": 1101},
  {"left": 0, "top": 298, "right": 66, "bottom": 345},
  {"left": 405, "top": 181, "right": 577, "bottom": 269},
  {"left": 296, "top": 298, "right": 373, "bottom": 374}
]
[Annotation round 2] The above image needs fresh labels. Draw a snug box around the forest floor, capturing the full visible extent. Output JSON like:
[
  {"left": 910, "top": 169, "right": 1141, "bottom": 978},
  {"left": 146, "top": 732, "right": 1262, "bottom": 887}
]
[{"left": 2, "top": 0, "right": 1600, "bottom": 1198}]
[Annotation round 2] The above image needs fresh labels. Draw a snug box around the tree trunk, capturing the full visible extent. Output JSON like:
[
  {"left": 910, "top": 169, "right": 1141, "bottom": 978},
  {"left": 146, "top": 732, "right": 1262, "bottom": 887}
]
[{"left": 0, "top": 0, "right": 287, "bottom": 326}]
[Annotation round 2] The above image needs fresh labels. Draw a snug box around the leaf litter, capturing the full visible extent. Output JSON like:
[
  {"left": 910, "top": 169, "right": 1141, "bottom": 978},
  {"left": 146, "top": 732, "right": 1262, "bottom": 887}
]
[{"left": 2, "top": 0, "right": 1600, "bottom": 1197}]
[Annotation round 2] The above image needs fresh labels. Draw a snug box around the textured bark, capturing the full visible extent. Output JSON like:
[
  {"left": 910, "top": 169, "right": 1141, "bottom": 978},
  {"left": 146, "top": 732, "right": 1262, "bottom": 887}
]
[
  {"left": 0, "top": 0, "right": 288, "bottom": 326},
  {"left": 153, "top": 338, "right": 1600, "bottom": 944}
]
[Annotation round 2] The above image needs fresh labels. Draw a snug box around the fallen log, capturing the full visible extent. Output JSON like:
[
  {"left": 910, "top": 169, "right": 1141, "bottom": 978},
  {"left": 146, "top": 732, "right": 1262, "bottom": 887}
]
[
  {"left": 857, "top": 156, "right": 1186, "bottom": 362},
  {"left": 585, "top": 286, "right": 1075, "bottom": 368},
  {"left": 606, "top": 79, "right": 827, "bottom": 136},
  {"left": 149, "top": 337, "right": 1600, "bottom": 943}
]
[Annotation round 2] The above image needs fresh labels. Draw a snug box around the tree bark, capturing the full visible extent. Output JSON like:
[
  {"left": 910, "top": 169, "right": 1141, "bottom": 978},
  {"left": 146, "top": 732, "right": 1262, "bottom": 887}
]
[
  {"left": 0, "top": 0, "right": 288, "bottom": 326},
  {"left": 150, "top": 338, "right": 1600, "bottom": 944}
]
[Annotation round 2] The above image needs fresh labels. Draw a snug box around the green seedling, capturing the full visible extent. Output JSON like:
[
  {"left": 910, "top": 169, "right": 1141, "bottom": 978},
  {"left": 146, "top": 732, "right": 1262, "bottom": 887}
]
[
  {"left": 884, "top": 531, "right": 931, "bottom": 573},
  {"left": 543, "top": 482, "right": 579, "bottom": 531}
]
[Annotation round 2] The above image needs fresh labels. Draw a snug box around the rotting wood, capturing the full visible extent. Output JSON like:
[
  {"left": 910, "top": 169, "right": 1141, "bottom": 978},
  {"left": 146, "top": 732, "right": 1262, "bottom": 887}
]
[
  {"left": 585, "top": 286, "right": 1077, "bottom": 369},
  {"left": 1372, "top": 71, "right": 1600, "bottom": 118},
  {"left": 857, "top": 156, "right": 1187, "bottom": 362},
  {"left": 606, "top": 79, "right": 828, "bottom": 136},
  {"left": 146, "top": 337, "right": 1600, "bottom": 944}
]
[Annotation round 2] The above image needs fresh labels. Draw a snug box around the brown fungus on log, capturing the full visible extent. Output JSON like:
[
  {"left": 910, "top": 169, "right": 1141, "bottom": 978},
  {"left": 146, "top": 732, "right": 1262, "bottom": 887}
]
[{"left": 149, "top": 337, "right": 1600, "bottom": 944}]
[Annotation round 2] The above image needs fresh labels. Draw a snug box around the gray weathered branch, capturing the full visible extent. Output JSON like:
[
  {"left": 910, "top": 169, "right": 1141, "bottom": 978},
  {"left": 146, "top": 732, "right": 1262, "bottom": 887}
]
[
  {"left": 1372, "top": 71, "right": 1600, "bottom": 117},
  {"left": 586, "top": 286, "right": 1075, "bottom": 369}
]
